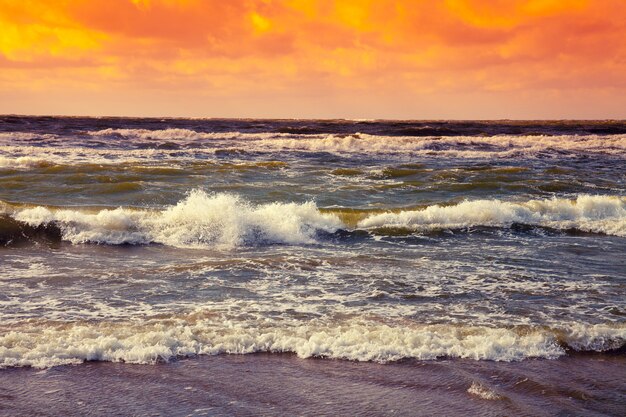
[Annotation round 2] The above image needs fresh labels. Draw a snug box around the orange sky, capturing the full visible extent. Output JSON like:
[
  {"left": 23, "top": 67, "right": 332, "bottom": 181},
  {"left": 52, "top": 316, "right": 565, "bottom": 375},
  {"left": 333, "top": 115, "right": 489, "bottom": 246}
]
[{"left": 1, "top": 0, "right": 625, "bottom": 118}]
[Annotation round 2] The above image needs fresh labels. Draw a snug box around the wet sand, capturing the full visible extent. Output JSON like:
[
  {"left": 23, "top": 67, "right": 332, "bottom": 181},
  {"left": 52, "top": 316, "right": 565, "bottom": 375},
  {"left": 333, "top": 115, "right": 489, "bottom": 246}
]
[{"left": 1, "top": 354, "right": 624, "bottom": 416}]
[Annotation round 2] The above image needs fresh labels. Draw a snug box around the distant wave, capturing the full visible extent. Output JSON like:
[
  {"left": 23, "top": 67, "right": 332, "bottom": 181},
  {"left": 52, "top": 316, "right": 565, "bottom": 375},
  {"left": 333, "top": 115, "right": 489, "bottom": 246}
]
[
  {"left": 87, "top": 128, "right": 285, "bottom": 141},
  {"left": 0, "top": 316, "right": 623, "bottom": 368},
  {"left": 1, "top": 192, "right": 625, "bottom": 247},
  {"left": 0, "top": 155, "right": 55, "bottom": 169},
  {"left": 1, "top": 131, "right": 625, "bottom": 165},
  {"left": 0, "top": 145, "right": 182, "bottom": 168},
  {"left": 88, "top": 129, "right": 626, "bottom": 156},
  {"left": 0, "top": 132, "right": 56, "bottom": 141},
  {"left": 256, "top": 133, "right": 626, "bottom": 157}
]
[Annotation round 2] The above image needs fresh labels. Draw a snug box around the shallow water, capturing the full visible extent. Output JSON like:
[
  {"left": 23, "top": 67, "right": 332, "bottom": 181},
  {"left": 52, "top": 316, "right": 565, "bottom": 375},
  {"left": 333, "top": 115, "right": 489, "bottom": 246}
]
[
  {"left": 1, "top": 354, "right": 625, "bottom": 416},
  {"left": 0, "top": 117, "right": 625, "bottom": 412}
]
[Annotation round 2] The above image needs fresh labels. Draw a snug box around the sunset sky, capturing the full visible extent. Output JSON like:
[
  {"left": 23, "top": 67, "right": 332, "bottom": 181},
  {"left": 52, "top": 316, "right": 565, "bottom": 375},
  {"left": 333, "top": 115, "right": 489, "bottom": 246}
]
[{"left": 1, "top": 0, "right": 625, "bottom": 119}]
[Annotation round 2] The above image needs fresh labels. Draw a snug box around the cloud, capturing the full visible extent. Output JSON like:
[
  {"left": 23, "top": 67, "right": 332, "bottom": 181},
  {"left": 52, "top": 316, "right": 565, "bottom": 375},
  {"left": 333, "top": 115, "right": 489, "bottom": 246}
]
[{"left": 0, "top": 0, "right": 624, "bottom": 117}]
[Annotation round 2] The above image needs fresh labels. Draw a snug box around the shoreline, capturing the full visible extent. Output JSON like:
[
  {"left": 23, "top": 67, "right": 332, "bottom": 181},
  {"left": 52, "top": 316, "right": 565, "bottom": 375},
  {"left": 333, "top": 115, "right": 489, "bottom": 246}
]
[{"left": 1, "top": 353, "right": 624, "bottom": 416}]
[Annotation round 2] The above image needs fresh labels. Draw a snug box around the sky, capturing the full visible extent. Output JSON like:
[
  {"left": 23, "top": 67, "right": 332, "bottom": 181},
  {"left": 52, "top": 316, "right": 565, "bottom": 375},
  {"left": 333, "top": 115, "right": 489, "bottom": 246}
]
[{"left": 1, "top": 0, "right": 625, "bottom": 119}]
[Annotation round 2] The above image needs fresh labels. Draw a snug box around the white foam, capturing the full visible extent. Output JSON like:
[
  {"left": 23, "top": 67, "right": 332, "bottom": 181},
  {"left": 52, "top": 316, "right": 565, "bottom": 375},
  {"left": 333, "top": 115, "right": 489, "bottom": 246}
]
[
  {"left": 87, "top": 128, "right": 285, "bottom": 141},
  {"left": 0, "top": 155, "right": 54, "bottom": 169},
  {"left": 1, "top": 133, "right": 625, "bottom": 169},
  {"left": 0, "top": 132, "right": 54, "bottom": 141},
  {"left": 0, "top": 317, "right": 622, "bottom": 368},
  {"left": 253, "top": 133, "right": 626, "bottom": 157},
  {"left": 88, "top": 128, "right": 223, "bottom": 140},
  {"left": 358, "top": 195, "right": 626, "bottom": 236},
  {"left": 467, "top": 382, "right": 502, "bottom": 400},
  {"left": 559, "top": 322, "right": 626, "bottom": 352},
  {"left": 12, "top": 190, "right": 343, "bottom": 247},
  {"left": 0, "top": 145, "right": 179, "bottom": 168}
]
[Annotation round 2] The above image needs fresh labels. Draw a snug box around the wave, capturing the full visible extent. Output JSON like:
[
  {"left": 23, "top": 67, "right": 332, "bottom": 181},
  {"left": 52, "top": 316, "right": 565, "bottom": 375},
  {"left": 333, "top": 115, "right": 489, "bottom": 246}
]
[
  {"left": 256, "top": 133, "right": 626, "bottom": 158},
  {"left": 3, "top": 131, "right": 626, "bottom": 162},
  {"left": 88, "top": 129, "right": 626, "bottom": 157},
  {"left": 0, "top": 144, "right": 208, "bottom": 168},
  {"left": 0, "top": 155, "right": 55, "bottom": 169},
  {"left": 3, "top": 191, "right": 342, "bottom": 247},
  {"left": 358, "top": 195, "right": 626, "bottom": 236},
  {"left": 0, "top": 132, "right": 56, "bottom": 141},
  {"left": 87, "top": 128, "right": 287, "bottom": 142},
  {"left": 0, "top": 316, "right": 623, "bottom": 368},
  {"left": 0, "top": 214, "right": 62, "bottom": 245},
  {"left": 1, "top": 193, "right": 625, "bottom": 247}
]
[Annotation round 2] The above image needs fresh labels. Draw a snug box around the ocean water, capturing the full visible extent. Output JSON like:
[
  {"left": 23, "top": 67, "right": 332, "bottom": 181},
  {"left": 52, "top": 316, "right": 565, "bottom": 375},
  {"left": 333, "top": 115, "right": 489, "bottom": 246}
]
[{"left": 1, "top": 117, "right": 625, "bottom": 414}]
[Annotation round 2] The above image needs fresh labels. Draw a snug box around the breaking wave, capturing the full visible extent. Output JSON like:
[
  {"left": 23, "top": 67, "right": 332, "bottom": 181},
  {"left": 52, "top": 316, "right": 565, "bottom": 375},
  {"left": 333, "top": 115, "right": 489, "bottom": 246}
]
[
  {"left": 257, "top": 133, "right": 626, "bottom": 157},
  {"left": 0, "top": 316, "right": 623, "bottom": 368},
  {"left": 2, "top": 130, "right": 625, "bottom": 163},
  {"left": 358, "top": 195, "right": 626, "bottom": 236},
  {"left": 1, "top": 193, "right": 625, "bottom": 247},
  {"left": 87, "top": 129, "right": 626, "bottom": 156},
  {"left": 87, "top": 128, "right": 280, "bottom": 141},
  {"left": 0, "top": 155, "right": 55, "bottom": 169},
  {"left": 3, "top": 190, "right": 342, "bottom": 248}
]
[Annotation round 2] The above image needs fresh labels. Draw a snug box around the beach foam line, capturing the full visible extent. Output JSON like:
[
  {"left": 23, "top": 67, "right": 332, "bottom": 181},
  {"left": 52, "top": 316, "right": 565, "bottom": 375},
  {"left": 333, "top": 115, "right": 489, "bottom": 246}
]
[
  {"left": 1, "top": 193, "right": 626, "bottom": 247},
  {"left": 0, "top": 317, "right": 623, "bottom": 368}
]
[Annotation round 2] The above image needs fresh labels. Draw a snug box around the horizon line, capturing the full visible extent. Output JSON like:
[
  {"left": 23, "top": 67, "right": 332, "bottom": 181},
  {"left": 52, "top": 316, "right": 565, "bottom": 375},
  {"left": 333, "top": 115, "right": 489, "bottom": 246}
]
[{"left": 2, "top": 113, "right": 625, "bottom": 122}]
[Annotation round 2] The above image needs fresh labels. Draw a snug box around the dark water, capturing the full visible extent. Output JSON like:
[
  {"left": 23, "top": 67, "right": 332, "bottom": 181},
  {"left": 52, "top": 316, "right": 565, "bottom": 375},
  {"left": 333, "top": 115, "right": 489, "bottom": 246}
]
[{"left": 1, "top": 117, "right": 625, "bottom": 414}]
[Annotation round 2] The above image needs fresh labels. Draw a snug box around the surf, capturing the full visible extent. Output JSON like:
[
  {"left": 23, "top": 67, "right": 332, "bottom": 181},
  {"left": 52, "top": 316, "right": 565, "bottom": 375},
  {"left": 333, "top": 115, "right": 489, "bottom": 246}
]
[
  {"left": 1, "top": 192, "right": 625, "bottom": 248},
  {"left": 1, "top": 315, "right": 624, "bottom": 368}
]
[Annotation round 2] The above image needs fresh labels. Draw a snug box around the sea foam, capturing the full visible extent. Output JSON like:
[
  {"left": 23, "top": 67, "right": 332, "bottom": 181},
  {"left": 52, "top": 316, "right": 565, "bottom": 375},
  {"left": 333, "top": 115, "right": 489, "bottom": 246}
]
[{"left": 0, "top": 317, "right": 623, "bottom": 368}]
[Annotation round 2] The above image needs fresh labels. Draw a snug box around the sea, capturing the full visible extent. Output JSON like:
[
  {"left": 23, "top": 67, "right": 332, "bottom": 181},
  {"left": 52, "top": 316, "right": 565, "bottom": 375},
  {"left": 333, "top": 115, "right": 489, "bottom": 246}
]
[{"left": 0, "top": 116, "right": 625, "bottom": 416}]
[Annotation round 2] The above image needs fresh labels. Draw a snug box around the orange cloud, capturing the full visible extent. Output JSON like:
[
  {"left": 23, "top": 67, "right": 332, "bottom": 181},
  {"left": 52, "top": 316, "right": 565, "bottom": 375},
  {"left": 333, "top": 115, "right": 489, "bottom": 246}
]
[{"left": 0, "top": 0, "right": 624, "bottom": 118}]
